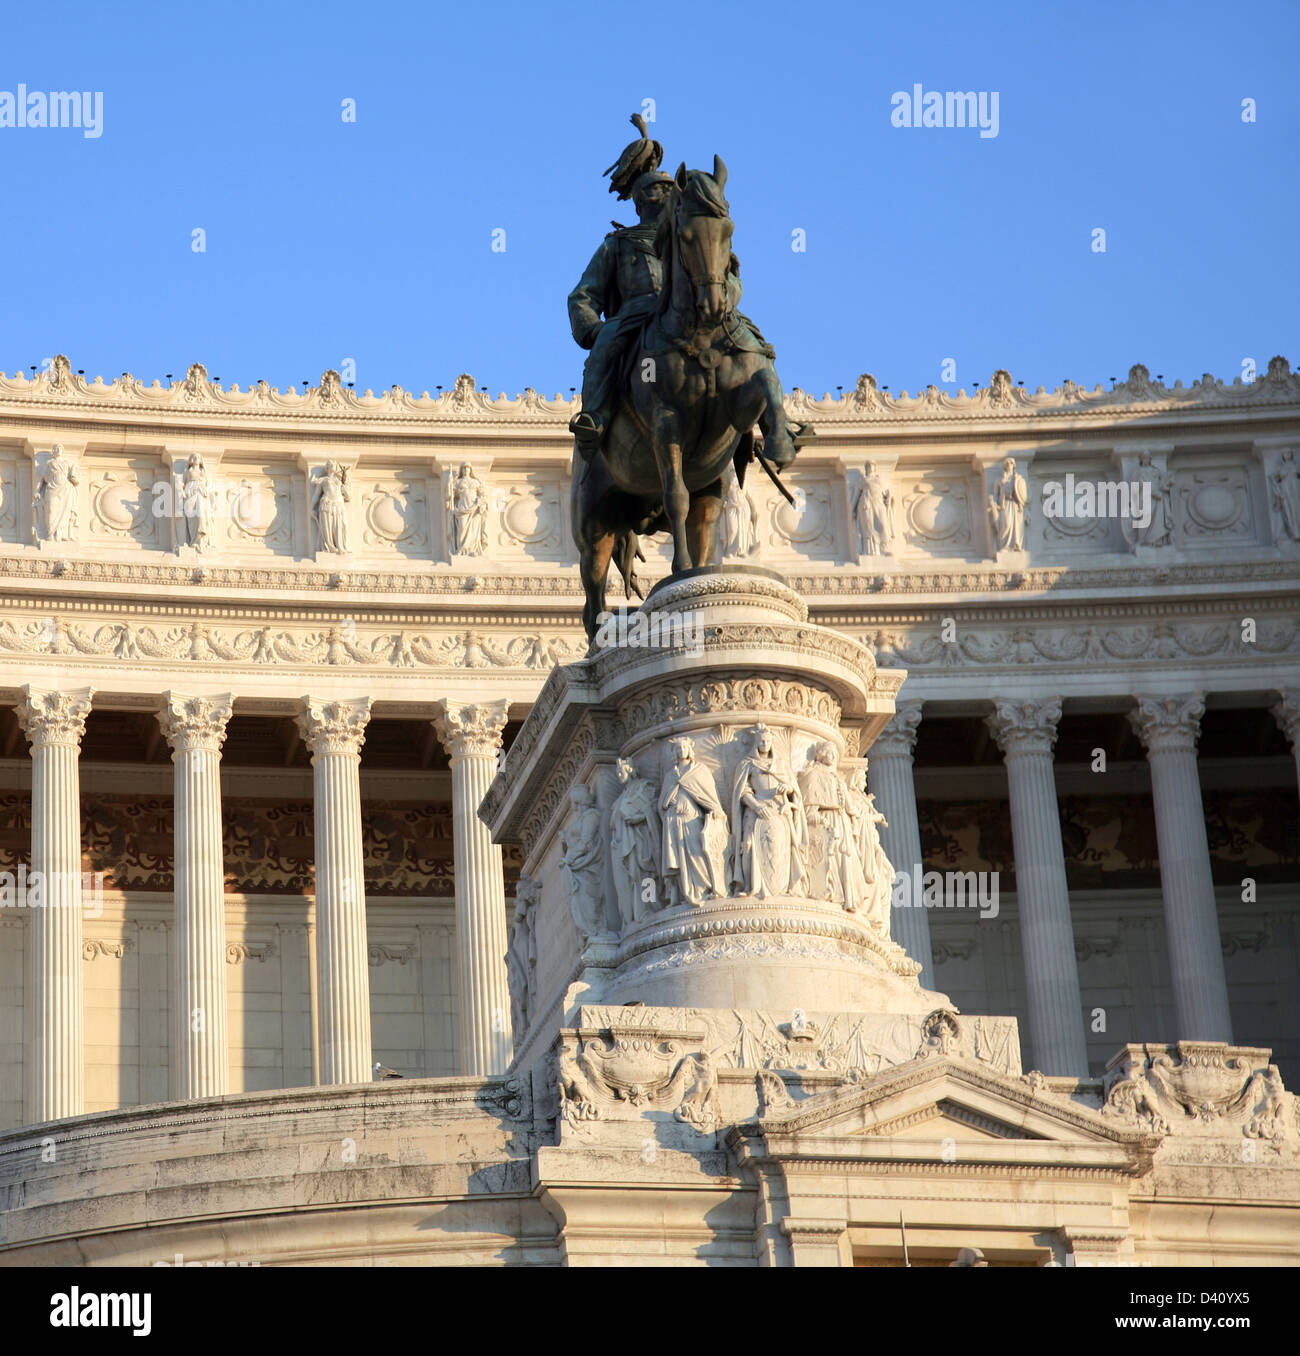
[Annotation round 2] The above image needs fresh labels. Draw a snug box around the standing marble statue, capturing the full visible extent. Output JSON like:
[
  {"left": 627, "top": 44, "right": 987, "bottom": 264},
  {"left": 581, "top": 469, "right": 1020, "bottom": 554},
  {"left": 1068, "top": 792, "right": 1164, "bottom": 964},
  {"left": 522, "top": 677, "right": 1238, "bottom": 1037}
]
[
  {"left": 1270, "top": 450, "right": 1300, "bottom": 542},
  {"left": 987, "top": 457, "right": 1028, "bottom": 552},
  {"left": 798, "top": 742, "right": 865, "bottom": 911},
  {"left": 659, "top": 738, "right": 729, "bottom": 907},
  {"left": 720, "top": 472, "right": 759, "bottom": 558},
  {"left": 313, "top": 461, "right": 351, "bottom": 553},
  {"left": 730, "top": 724, "right": 807, "bottom": 899},
  {"left": 610, "top": 758, "right": 661, "bottom": 927},
  {"left": 180, "top": 451, "right": 215, "bottom": 550},
  {"left": 506, "top": 875, "right": 539, "bottom": 1039},
  {"left": 1131, "top": 451, "right": 1174, "bottom": 547},
  {"left": 560, "top": 785, "right": 607, "bottom": 947},
  {"left": 33, "top": 444, "right": 79, "bottom": 543},
  {"left": 854, "top": 462, "right": 895, "bottom": 556},
  {"left": 447, "top": 462, "right": 488, "bottom": 556},
  {"left": 850, "top": 783, "right": 894, "bottom": 936}
]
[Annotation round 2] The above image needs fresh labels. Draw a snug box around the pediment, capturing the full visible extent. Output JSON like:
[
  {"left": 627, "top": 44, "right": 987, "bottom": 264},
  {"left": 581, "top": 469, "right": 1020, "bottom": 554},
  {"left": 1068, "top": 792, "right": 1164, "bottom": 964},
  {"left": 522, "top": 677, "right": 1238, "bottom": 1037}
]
[{"left": 752, "top": 1056, "right": 1156, "bottom": 1162}]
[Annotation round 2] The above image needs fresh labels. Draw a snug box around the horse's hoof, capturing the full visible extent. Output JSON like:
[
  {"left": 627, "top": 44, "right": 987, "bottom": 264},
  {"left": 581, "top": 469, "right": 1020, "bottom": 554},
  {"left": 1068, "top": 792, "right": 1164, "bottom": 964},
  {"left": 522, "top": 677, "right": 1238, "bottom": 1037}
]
[{"left": 764, "top": 433, "right": 798, "bottom": 467}]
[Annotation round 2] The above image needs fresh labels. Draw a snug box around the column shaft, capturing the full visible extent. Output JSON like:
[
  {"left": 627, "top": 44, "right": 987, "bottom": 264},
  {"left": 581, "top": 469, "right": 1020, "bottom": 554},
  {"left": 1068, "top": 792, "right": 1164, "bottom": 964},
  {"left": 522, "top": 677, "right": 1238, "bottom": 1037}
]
[
  {"left": 1132, "top": 695, "right": 1232, "bottom": 1042},
  {"left": 18, "top": 688, "right": 93, "bottom": 1124},
  {"left": 436, "top": 699, "right": 512, "bottom": 1075},
  {"left": 297, "top": 699, "right": 373, "bottom": 1085},
  {"left": 159, "top": 693, "right": 233, "bottom": 1099},
  {"left": 988, "top": 700, "right": 1089, "bottom": 1077}
]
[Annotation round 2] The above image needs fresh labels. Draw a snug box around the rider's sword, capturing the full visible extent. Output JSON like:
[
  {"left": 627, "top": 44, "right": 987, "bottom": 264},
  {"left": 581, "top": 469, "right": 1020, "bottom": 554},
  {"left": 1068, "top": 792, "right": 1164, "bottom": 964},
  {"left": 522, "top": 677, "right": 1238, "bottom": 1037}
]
[{"left": 752, "top": 445, "right": 797, "bottom": 507}]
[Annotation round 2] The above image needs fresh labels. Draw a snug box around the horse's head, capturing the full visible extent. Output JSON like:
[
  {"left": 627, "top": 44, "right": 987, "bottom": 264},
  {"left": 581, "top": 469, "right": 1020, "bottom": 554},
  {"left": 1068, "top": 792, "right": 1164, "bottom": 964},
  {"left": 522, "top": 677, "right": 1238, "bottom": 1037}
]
[{"left": 671, "top": 155, "right": 733, "bottom": 327}]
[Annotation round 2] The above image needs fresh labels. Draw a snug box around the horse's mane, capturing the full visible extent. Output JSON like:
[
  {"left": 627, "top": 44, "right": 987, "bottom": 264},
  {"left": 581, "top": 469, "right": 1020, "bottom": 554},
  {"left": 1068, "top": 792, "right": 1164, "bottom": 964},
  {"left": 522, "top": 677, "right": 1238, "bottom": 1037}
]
[
  {"left": 681, "top": 169, "right": 729, "bottom": 219},
  {"left": 654, "top": 169, "right": 731, "bottom": 318}
]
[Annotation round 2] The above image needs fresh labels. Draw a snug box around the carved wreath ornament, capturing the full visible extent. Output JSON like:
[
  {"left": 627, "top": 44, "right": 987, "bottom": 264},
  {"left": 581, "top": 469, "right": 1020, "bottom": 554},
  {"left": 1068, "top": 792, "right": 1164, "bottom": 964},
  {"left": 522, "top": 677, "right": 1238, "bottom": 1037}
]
[{"left": 557, "top": 1033, "right": 719, "bottom": 1131}]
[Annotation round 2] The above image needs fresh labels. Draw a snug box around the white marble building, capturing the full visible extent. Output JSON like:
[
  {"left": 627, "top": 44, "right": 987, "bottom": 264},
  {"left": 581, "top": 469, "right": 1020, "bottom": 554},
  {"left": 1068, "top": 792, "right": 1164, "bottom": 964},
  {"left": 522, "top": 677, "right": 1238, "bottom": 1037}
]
[{"left": 0, "top": 356, "right": 1297, "bottom": 1266}]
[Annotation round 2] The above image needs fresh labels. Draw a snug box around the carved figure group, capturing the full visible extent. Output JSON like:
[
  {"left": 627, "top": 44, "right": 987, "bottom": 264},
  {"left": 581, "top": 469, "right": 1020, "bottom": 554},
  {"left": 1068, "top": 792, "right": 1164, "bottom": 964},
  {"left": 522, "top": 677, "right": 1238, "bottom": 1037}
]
[
  {"left": 660, "top": 737, "right": 729, "bottom": 906},
  {"left": 730, "top": 724, "right": 807, "bottom": 898},
  {"left": 551, "top": 725, "right": 899, "bottom": 954},
  {"left": 610, "top": 758, "right": 661, "bottom": 926},
  {"left": 560, "top": 784, "right": 607, "bottom": 946},
  {"left": 506, "top": 875, "right": 540, "bottom": 1040},
  {"left": 798, "top": 741, "right": 864, "bottom": 910}
]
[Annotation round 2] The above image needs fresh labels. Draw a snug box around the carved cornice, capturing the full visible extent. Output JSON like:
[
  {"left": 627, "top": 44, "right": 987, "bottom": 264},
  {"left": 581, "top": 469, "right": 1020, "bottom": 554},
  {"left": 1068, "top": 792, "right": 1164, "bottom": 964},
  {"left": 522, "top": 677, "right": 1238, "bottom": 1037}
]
[
  {"left": 16, "top": 685, "right": 93, "bottom": 748},
  {"left": 294, "top": 696, "right": 371, "bottom": 757},
  {"left": 433, "top": 698, "right": 510, "bottom": 760},
  {"left": 157, "top": 692, "right": 233, "bottom": 754},
  {"left": 1128, "top": 693, "right": 1205, "bottom": 754},
  {"left": 0, "top": 604, "right": 1296, "bottom": 689},
  {"left": 0, "top": 554, "right": 1295, "bottom": 605},
  {"left": 986, "top": 698, "right": 1062, "bottom": 758},
  {"left": 5, "top": 357, "right": 1297, "bottom": 424},
  {"left": 520, "top": 722, "right": 595, "bottom": 858},
  {"left": 868, "top": 699, "right": 924, "bottom": 757},
  {"left": 617, "top": 673, "right": 843, "bottom": 745}
]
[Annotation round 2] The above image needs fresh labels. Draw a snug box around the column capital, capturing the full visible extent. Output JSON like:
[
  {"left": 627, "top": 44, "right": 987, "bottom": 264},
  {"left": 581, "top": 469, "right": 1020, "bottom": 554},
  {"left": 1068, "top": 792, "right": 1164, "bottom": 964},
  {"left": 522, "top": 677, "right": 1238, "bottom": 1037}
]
[
  {"left": 16, "top": 686, "right": 94, "bottom": 748},
  {"left": 157, "top": 692, "right": 234, "bottom": 754},
  {"left": 434, "top": 697, "right": 510, "bottom": 760},
  {"left": 870, "top": 699, "right": 924, "bottom": 757},
  {"left": 1271, "top": 690, "right": 1300, "bottom": 750},
  {"left": 986, "top": 697, "right": 1062, "bottom": 757},
  {"left": 1129, "top": 693, "right": 1205, "bottom": 754},
  {"left": 295, "top": 696, "right": 371, "bottom": 757}
]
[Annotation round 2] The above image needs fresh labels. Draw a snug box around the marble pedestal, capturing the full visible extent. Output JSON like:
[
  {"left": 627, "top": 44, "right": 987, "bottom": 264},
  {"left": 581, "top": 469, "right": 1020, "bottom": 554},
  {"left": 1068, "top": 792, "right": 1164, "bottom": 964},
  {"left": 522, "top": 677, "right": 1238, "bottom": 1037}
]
[{"left": 482, "top": 569, "right": 1016, "bottom": 1127}]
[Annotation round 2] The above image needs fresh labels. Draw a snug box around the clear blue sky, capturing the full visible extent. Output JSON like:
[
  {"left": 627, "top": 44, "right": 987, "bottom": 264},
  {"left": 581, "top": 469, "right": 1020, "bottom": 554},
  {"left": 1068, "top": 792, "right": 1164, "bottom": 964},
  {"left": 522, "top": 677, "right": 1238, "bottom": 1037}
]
[{"left": 3, "top": 0, "right": 1296, "bottom": 397}]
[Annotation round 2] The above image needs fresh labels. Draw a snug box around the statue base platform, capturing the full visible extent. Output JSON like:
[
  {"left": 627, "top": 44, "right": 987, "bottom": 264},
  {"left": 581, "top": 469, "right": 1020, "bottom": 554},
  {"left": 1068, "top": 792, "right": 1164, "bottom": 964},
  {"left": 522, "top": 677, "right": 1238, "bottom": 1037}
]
[{"left": 483, "top": 567, "right": 976, "bottom": 1078}]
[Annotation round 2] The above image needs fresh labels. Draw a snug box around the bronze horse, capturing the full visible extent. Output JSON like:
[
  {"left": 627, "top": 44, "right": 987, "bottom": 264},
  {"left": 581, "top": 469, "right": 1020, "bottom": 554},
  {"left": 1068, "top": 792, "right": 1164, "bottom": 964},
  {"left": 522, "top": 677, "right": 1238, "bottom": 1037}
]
[{"left": 571, "top": 156, "right": 806, "bottom": 639}]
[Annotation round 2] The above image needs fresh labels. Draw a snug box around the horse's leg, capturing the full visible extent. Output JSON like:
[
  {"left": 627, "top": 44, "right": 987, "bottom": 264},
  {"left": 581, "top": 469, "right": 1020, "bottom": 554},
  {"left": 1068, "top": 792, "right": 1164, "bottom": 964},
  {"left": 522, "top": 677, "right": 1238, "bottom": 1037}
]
[
  {"left": 752, "top": 364, "right": 798, "bottom": 467},
  {"left": 571, "top": 446, "right": 617, "bottom": 641},
  {"left": 580, "top": 531, "right": 616, "bottom": 643},
  {"left": 685, "top": 477, "right": 725, "bottom": 567},
  {"left": 650, "top": 405, "right": 692, "bottom": 572}
]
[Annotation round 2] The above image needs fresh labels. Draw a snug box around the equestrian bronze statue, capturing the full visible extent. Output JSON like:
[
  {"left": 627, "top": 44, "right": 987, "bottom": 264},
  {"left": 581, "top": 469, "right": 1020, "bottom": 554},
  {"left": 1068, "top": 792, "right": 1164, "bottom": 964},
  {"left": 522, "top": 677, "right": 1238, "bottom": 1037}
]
[{"left": 568, "top": 116, "right": 811, "bottom": 639}]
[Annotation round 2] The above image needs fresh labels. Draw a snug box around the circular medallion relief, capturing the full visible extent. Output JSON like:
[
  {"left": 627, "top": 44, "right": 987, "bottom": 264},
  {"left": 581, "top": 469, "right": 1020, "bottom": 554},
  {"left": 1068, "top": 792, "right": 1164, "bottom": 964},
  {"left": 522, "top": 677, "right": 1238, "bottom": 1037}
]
[
  {"left": 366, "top": 493, "right": 407, "bottom": 541},
  {"left": 1187, "top": 483, "right": 1240, "bottom": 530},
  {"left": 232, "top": 482, "right": 276, "bottom": 536},
  {"left": 906, "top": 487, "right": 962, "bottom": 540},
  {"left": 95, "top": 480, "right": 140, "bottom": 531}
]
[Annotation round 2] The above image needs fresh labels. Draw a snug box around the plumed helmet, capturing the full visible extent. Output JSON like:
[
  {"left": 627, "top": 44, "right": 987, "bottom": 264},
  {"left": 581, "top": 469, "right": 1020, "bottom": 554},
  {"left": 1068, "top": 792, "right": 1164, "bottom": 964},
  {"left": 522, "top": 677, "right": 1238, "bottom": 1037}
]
[{"left": 603, "top": 112, "right": 664, "bottom": 200}]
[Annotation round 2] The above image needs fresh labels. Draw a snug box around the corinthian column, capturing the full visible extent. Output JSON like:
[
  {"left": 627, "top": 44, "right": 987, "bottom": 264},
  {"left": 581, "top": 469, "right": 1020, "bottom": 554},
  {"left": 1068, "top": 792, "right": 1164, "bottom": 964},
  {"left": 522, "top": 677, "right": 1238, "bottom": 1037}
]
[
  {"left": 157, "top": 692, "right": 233, "bottom": 1099},
  {"left": 1129, "top": 694, "right": 1232, "bottom": 1042},
  {"left": 434, "top": 698, "right": 512, "bottom": 1075},
  {"left": 867, "top": 701, "right": 934, "bottom": 985},
  {"left": 1271, "top": 690, "right": 1300, "bottom": 804},
  {"left": 296, "top": 697, "right": 373, "bottom": 1084},
  {"left": 17, "top": 686, "right": 93, "bottom": 1124},
  {"left": 986, "top": 699, "right": 1089, "bottom": 1076}
]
